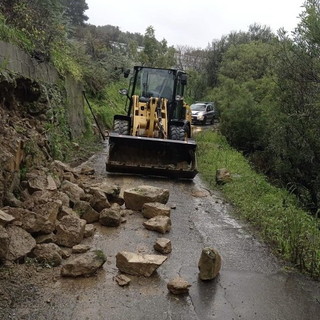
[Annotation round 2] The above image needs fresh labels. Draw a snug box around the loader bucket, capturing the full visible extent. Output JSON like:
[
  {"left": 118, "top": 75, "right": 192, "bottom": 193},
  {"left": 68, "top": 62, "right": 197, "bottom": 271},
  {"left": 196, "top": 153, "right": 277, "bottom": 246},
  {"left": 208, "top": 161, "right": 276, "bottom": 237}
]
[{"left": 106, "top": 133, "right": 197, "bottom": 179}]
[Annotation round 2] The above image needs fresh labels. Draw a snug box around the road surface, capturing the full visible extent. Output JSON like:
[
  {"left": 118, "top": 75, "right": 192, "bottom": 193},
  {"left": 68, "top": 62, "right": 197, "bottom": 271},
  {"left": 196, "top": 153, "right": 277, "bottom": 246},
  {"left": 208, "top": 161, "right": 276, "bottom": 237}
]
[{"left": 1, "top": 138, "right": 320, "bottom": 320}]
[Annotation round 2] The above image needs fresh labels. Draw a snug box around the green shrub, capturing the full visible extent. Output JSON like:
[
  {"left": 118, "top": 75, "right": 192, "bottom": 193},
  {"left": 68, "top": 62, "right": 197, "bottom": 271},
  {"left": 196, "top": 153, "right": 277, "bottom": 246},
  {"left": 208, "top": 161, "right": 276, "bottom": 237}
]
[{"left": 196, "top": 130, "right": 320, "bottom": 278}]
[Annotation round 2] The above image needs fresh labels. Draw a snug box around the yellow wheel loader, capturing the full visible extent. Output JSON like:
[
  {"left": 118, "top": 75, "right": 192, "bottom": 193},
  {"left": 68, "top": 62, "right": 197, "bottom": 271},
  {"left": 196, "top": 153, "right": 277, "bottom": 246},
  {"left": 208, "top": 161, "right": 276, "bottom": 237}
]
[{"left": 106, "top": 66, "right": 197, "bottom": 179}]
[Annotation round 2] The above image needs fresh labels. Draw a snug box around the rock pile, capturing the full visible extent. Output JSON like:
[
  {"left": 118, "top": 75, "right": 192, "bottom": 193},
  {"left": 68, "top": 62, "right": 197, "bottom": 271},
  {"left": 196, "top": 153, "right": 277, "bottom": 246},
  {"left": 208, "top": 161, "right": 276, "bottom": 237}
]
[{"left": 0, "top": 160, "right": 124, "bottom": 276}]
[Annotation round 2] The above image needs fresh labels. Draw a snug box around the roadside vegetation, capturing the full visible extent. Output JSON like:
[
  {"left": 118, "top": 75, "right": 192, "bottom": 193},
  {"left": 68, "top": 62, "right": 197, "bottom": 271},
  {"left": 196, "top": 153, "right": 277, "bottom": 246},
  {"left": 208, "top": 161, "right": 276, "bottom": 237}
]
[
  {"left": 196, "top": 131, "right": 320, "bottom": 278},
  {"left": 1, "top": 0, "right": 320, "bottom": 277}
]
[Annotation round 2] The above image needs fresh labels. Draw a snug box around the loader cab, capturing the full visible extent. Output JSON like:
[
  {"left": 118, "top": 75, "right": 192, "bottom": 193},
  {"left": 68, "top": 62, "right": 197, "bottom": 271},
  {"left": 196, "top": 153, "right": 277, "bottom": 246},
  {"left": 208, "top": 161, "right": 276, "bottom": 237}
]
[{"left": 131, "top": 67, "right": 176, "bottom": 102}]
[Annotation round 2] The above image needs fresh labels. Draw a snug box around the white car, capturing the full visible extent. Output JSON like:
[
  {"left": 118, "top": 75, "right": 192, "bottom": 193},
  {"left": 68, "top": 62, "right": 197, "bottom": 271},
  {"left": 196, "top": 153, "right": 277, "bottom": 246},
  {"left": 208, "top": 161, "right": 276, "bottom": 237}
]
[{"left": 191, "top": 102, "right": 217, "bottom": 125}]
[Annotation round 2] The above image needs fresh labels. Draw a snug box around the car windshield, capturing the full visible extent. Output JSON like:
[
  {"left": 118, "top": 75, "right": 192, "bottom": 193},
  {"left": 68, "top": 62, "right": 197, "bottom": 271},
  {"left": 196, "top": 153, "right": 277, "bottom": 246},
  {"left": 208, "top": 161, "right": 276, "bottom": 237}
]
[{"left": 191, "top": 104, "right": 206, "bottom": 111}]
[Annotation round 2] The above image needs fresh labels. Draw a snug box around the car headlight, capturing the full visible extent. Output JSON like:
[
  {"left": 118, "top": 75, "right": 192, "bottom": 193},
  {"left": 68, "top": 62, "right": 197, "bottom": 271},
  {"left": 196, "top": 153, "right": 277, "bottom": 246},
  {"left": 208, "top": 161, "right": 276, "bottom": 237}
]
[{"left": 197, "top": 113, "right": 204, "bottom": 120}]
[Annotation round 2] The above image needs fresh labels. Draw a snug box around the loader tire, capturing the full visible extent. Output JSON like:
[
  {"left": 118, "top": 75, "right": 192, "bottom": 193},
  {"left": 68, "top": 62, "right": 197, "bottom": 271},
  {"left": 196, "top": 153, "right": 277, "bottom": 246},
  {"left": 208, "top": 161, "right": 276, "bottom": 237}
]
[
  {"left": 114, "top": 119, "right": 129, "bottom": 135},
  {"left": 169, "top": 125, "right": 186, "bottom": 141}
]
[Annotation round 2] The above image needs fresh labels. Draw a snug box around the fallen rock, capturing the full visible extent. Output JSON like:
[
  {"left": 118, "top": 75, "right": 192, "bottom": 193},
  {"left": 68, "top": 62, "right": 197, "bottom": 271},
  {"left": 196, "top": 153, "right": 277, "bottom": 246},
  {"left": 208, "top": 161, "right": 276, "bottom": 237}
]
[
  {"left": 198, "top": 247, "right": 222, "bottom": 280},
  {"left": 116, "top": 251, "right": 167, "bottom": 277},
  {"left": 216, "top": 168, "right": 232, "bottom": 185},
  {"left": 89, "top": 188, "right": 111, "bottom": 212},
  {"left": 61, "top": 250, "right": 106, "bottom": 277},
  {"left": 63, "top": 172, "right": 76, "bottom": 183},
  {"left": 79, "top": 165, "right": 95, "bottom": 175},
  {"left": 142, "top": 202, "right": 171, "bottom": 219},
  {"left": 58, "top": 206, "right": 78, "bottom": 220},
  {"left": 31, "top": 200, "right": 61, "bottom": 233},
  {"left": 35, "top": 233, "right": 56, "bottom": 244},
  {"left": 143, "top": 216, "right": 171, "bottom": 234},
  {"left": 0, "top": 225, "right": 9, "bottom": 260},
  {"left": 60, "top": 248, "right": 72, "bottom": 259},
  {"left": 51, "top": 160, "right": 75, "bottom": 174},
  {"left": 26, "top": 169, "right": 55, "bottom": 193},
  {"left": 89, "top": 183, "right": 121, "bottom": 202},
  {"left": 6, "top": 225, "right": 36, "bottom": 261},
  {"left": 72, "top": 244, "right": 90, "bottom": 253},
  {"left": 154, "top": 238, "right": 172, "bottom": 254},
  {"left": 2, "top": 207, "right": 51, "bottom": 234},
  {"left": 73, "top": 200, "right": 99, "bottom": 223},
  {"left": 55, "top": 215, "right": 86, "bottom": 248},
  {"left": 167, "top": 277, "right": 191, "bottom": 295},
  {"left": 124, "top": 185, "right": 169, "bottom": 211},
  {"left": 60, "top": 180, "right": 85, "bottom": 203},
  {"left": 0, "top": 210, "right": 15, "bottom": 226},
  {"left": 84, "top": 224, "right": 96, "bottom": 238},
  {"left": 36, "top": 190, "right": 70, "bottom": 207},
  {"left": 31, "top": 243, "right": 63, "bottom": 266},
  {"left": 99, "top": 208, "right": 122, "bottom": 227},
  {"left": 115, "top": 274, "right": 131, "bottom": 287}
]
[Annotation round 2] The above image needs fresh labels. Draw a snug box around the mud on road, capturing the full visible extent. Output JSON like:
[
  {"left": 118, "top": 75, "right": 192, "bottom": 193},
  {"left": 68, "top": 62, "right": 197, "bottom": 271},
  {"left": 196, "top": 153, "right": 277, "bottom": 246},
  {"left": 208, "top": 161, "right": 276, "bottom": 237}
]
[{"left": 1, "top": 142, "right": 320, "bottom": 320}]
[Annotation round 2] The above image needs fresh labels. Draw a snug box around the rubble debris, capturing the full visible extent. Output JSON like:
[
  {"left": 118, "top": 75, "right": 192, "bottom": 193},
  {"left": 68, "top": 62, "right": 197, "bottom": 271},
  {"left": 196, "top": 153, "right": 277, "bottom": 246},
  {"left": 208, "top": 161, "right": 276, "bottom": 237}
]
[
  {"left": 115, "top": 274, "right": 131, "bottom": 287},
  {"left": 60, "top": 180, "right": 86, "bottom": 203},
  {"left": 142, "top": 202, "right": 171, "bottom": 219},
  {"left": 143, "top": 216, "right": 171, "bottom": 234},
  {"left": 0, "top": 209, "right": 15, "bottom": 226},
  {"left": 30, "top": 243, "right": 63, "bottom": 266},
  {"left": 73, "top": 200, "right": 100, "bottom": 223},
  {"left": 72, "top": 244, "right": 91, "bottom": 254},
  {"left": 167, "top": 277, "right": 191, "bottom": 295},
  {"left": 154, "top": 238, "right": 172, "bottom": 254},
  {"left": 99, "top": 208, "right": 122, "bottom": 227},
  {"left": 84, "top": 224, "right": 96, "bottom": 238},
  {"left": 55, "top": 215, "right": 86, "bottom": 248},
  {"left": 5, "top": 225, "right": 36, "bottom": 261},
  {"left": 60, "top": 250, "right": 106, "bottom": 277}
]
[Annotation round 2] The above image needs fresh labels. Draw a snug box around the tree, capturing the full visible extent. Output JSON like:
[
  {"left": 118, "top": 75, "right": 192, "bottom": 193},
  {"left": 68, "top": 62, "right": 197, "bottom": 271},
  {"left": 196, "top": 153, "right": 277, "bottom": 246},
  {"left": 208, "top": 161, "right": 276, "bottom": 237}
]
[
  {"left": 139, "top": 26, "right": 176, "bottom": 68},
  {"left": 63, "top": 0, "right": 88, "bottom": 26},
  {"left": 266, "top": 0, "right": 320, "bottom": 211}
]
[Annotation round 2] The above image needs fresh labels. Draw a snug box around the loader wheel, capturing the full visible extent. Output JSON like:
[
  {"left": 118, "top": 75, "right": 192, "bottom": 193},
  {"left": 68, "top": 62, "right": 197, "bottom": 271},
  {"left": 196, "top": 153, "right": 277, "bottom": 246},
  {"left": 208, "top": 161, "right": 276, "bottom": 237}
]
[
  {"left": 114, "top": 119, "right": 129, "bottom": 135},
  {"left": 169, "top": 125, "right": 187, "bottom": 141}
]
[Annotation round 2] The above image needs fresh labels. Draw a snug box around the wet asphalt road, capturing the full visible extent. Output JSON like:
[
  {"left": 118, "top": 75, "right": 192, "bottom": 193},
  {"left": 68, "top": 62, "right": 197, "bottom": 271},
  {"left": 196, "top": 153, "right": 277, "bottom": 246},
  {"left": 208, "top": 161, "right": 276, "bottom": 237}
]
[{"left": 3, "top": 127, "right": 320, "bottom": 320}]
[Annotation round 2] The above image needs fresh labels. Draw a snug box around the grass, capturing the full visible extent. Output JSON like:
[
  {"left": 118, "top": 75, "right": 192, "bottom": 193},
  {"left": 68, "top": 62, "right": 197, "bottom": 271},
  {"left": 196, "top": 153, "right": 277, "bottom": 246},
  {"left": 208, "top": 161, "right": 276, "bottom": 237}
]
[{"left": 196, "top": 130, "right": 320, "bottom": 278}]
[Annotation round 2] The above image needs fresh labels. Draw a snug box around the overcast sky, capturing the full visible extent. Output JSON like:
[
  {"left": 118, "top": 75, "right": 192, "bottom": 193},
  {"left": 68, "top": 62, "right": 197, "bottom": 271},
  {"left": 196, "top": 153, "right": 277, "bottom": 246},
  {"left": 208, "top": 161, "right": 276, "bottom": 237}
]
[{"left": 85, "top": 0, "right": 305, "bottom": 48}]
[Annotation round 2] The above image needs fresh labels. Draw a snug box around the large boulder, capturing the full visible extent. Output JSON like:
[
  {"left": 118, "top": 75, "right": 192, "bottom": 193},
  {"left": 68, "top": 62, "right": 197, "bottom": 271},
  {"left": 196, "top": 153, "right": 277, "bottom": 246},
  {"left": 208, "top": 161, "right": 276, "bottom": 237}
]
[
  {"left": 142, "top": 202, "right": 171, "bottom": 219},
  {"left": 2, "top": 207, "right": 53, "bottom": 234},
  {"left": 6, "top": 225, "right": 36, "bottom": 261},
  {"left": 61, "top": 250, "right": 106, "bottom": 277},
  {"left": 124, "top": 185, "right": 169, "bottom": 211},
  {"left": 0, "top": 225, "right": 9, "bottom": 260},
  {"left": 143, "top": 216, "right": 171, "bottom": 234},
  {"left": 55, "top": 215, "right": 86, "bottom": 248},
  {"left": 31, "top": 243, "right": 63, "bottom": 266},
  {"left": 73, "top": 200, "right": 99, "bottom": 223},
  {"left": 198, "top": 247, "right": 222, "bottom": 280},
  {"left": 116, "top": 251, "right": 167, "bottom": 277}
]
